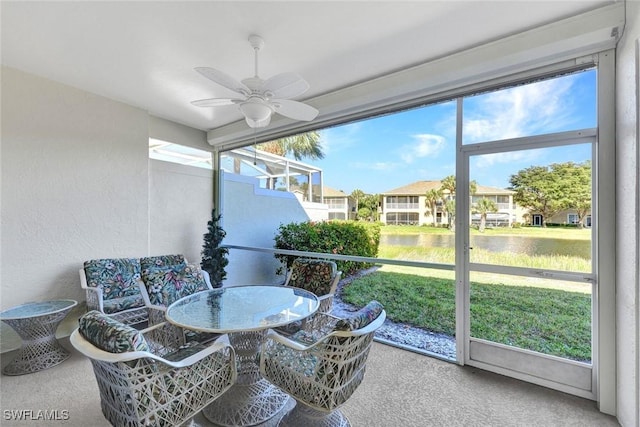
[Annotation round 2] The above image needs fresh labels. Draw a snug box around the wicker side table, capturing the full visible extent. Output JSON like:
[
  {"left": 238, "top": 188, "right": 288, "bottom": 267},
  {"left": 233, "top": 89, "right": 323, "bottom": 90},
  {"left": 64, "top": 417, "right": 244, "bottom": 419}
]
[{"left": 1, "top": 299, "right": 77, "bottom": 375}]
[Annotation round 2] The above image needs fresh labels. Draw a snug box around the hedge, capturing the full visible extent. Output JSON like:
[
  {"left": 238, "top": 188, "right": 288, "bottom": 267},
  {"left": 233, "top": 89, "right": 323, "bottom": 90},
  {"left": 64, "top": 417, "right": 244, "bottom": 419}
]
[{"left": 273, "top": 220, "right": 380, "bottom": 275}]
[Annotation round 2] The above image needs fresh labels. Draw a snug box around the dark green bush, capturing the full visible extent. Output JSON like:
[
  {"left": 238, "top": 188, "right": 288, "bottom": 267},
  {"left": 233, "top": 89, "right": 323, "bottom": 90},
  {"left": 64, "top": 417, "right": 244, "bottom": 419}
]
[
  {"left": 201, "top": 209, "right": 229, "bottom": 287},
  {"left": 274, "top": 220, "right": 380, "bottom": 275}
]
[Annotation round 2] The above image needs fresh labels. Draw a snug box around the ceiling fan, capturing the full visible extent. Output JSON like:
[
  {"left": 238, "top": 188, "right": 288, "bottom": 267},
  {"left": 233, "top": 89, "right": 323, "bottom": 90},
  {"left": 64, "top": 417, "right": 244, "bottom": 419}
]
[{"left": 191, "top": 35, "right": 319, "bottom": 128}]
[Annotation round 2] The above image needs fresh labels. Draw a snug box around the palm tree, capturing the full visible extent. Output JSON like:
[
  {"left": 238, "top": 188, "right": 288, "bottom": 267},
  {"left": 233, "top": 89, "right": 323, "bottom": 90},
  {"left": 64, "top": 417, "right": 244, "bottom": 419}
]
[
  {"left": 258, "top": 131, "right": 324, "bottom": 160},
  {"left": 441, "top": 175, "right": 456, "bottom": 196},
  {"left": 255, "top": 131, "right": 324, "bottom": 189},
  {"left": 473, "top": 198, "right": 498, "bottom": 232},
  {"left": 439, "top": 175, "right": 477, "bottom": 230},
  {"left": 440, "top": 175, "right": 478, "bottom": 196},
  {"left": 424, "top": 188, "right": 443, "bottom": 226},
  {"left": 350, "top": 189, "right": 365, "bottom": 220},
  {"left": 444, "top": 199, "right": 456, "bottom": 231}
]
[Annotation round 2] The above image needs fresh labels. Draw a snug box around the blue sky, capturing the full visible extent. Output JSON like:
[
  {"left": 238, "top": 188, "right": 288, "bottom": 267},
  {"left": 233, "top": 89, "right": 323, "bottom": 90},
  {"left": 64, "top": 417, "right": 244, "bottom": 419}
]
[{"left": 308, "top": 69, "right": 596, "bottom": 195}]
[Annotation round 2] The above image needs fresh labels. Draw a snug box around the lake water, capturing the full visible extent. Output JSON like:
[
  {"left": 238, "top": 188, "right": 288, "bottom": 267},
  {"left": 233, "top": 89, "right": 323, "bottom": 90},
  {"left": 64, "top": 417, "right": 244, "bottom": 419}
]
[{"left": 381, "top": 233, "right": 591, "bottom": 260}]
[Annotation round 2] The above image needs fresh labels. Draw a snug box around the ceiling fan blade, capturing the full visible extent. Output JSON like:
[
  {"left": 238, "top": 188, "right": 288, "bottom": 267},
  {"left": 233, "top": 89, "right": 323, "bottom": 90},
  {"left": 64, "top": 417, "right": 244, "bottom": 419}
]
[
  {"left": 191, "top": 98, "right": 241, "bottom": 107},
  {"left": 194, "top": 67, "right": 249, "bottom": 95},
  {"left": 262, "top": 73, "right": 310, "bottom": 99},
  {"left": 272, "top": 99, "right": 319, "bottom": 121}
]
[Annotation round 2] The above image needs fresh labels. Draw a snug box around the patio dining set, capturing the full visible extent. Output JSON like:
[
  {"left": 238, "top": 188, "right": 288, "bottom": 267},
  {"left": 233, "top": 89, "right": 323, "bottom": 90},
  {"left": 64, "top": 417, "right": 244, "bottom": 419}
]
[{"left": 1, "top": 255, "right": 386, "bottom": 427}]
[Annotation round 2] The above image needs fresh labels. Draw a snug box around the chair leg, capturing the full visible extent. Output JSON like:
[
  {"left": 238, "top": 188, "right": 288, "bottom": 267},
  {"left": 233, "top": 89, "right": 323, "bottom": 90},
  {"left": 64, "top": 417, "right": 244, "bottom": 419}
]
[
  {"left": 279, "top": 401, "right": 350, "bottom": 427},
  {"left": 178, "top": 417, "right": 201, "bottom": 427}
]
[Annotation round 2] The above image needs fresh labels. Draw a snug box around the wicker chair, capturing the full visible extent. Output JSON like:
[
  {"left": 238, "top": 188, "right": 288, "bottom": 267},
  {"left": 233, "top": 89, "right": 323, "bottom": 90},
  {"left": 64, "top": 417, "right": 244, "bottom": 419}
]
[
  {"left": 138, "top": 260, "right": 216, "bottom": 343},
  {"left": 70, "top": 310, "right": 236, "bottom": 427},
  {"left": 80, "top": 257, "right": 151, "bottom": 327},
  {"left": 260, "top": 301, "right": 385, "bottom": 427},
  {"left": 284, "top": 258, "right": 342, "bottom": 313}
]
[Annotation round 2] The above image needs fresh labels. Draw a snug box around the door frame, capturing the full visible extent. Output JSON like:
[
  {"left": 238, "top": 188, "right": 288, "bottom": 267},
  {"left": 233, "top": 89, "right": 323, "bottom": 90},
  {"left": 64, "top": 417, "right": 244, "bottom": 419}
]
[
  {"left": 458, "top": 131, "right": 596, "bottom": 399},
  {"left": 452, "top": 49, "right": 615, "bottom": 409}
]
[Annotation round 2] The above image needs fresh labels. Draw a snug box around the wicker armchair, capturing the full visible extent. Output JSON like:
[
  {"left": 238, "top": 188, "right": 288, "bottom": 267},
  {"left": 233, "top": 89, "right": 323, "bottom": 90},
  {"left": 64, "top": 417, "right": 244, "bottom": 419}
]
[
  {"left": 284, "top": 258, "right": 342, "bottom": 313},
  {"left": 70, "top": 310, "right": 236, "bottom": 427},
  {"left": 138, "top": 260, "right": 216, "bottom": 343},
  {"left": 80, "top": 257, "right": 151, "bottom": 327},
  {"left": 260, "top": 301, "right": 385, "bottom": 427}
]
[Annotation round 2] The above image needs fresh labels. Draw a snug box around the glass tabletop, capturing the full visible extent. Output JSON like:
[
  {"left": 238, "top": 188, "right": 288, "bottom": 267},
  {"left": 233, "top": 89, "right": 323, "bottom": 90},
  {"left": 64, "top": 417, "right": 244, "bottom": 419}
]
[
  {"left": 0, "top": 300, "right": 77, "bottom": 320},
  {"left": 165, "top": 286, "right": 319, "bottom": 333}
]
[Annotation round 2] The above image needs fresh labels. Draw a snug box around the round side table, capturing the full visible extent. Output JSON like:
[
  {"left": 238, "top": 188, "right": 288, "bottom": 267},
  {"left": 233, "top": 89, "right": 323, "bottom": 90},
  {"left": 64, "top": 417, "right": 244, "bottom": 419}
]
[{"left": 1, "top": 299, "right": 77, "bottom": 375}]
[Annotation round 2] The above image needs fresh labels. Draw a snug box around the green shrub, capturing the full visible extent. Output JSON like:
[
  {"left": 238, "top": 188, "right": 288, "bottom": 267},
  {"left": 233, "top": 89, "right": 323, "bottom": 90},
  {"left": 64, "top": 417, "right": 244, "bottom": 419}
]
[
  {"left": 274, "top": 220, "right": 380, "bottom": 275},
  {"left": 201, "top": 209, "right": 229, "bottom": 287}
]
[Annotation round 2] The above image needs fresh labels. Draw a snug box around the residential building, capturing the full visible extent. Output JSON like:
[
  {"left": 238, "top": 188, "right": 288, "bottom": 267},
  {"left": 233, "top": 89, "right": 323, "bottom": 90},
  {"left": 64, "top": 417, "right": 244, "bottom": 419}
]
[
  {"left": 529, "top": 209, "right": 593, "bottom": 227},
  {"left": 323, "top": 186, "right": 350, "bottom": 220},
  {"left": 381, "top": 181, "right": 523, "bottom": 227}
]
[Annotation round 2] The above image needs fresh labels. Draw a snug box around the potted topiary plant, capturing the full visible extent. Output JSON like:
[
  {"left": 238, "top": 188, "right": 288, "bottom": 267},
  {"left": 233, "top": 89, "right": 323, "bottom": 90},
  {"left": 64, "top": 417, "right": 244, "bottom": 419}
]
[{"left": 201, "top": 209, "right": 229, "bottom": 288}]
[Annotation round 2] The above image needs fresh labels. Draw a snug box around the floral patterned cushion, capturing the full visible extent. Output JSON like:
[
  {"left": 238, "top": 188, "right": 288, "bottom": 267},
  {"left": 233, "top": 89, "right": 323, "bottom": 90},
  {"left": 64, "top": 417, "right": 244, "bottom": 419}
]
[
  {"left": 334, "top": 300, "right": 384, "bottom": 331},
  {"left": 290, "top": 329, "right": 327, "bottom": 346},
  {"left": 140, "top": 254, "right": 186, "bottom": 277},
  {"left": 102, "top": 295, "right": 147, "bottom": 315},
  {"left": 84, "top": 258, "right": 146, "bottom": 311},
  {"left": 79, "top": 310, "right": 149, "bottom": 353},
  {"left": 265, "top": 343, "right": 318, "bottom": 378},
  {"left": 288, "top": 259, "right": 337, "bottom": 296},
  {"left": 163, "top": 342, "right": 207, "bottom": 362},
  {"left": 143, "top": 264, "right": 209, "bottom": 307}
]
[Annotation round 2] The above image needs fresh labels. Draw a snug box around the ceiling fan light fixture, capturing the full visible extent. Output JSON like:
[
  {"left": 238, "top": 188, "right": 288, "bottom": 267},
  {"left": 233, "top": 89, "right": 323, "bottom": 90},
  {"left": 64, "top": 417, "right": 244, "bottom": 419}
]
[{"left": 239, "top": 102, "right": 272, "bottom": 128}]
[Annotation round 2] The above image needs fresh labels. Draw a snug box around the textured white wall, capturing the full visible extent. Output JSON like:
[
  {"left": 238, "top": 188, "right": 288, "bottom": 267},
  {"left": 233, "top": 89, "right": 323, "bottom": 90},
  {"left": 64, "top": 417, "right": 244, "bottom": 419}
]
[
  {"left": 149, "top": 115, "right": 210, "bottom": 151},
  {"left": 1, "top": 67, "right": 150, "bottom": 310},
  {"left": 149, "top": 160, "right": 213, "bottom": 264},
  {"left": 615, "top": 2, "right": 640, "bottom": 425},
  {"left": 222, "top": 173, "right": 309, "bottom": 286},
  {"left": 1, "top": 67, "right": 151, "bottom": 350}
]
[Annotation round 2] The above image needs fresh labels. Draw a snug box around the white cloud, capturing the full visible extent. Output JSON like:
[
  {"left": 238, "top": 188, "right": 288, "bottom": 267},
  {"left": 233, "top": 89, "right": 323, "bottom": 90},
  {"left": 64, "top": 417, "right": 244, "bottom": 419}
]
[
  {"left": 463, "top": 75, "right": 578, "bottom": 143},
  {"left": 401, "top": 133, "right": 447, "bottom": 163},
  {"left": 473, "top": 150, "right": 541, "bottom": 168},
  {"left": 350, "top": 161, "right": 399, "bottom": 171},
  {"left": 320, "top": 122, "right": 362, "bottom": 154}
]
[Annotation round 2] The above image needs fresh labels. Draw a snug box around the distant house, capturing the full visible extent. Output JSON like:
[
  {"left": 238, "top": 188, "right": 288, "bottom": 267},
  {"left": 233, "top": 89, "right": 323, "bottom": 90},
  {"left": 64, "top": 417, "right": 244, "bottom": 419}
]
[
  {"left": 380, "top": 180, "right": 525, "bottom": 226},
  {"left": 323, "top": 186, "right": 350, "bottom": 220},
  {"left": 530, "top": 209, "right": 592, "bottom": 227}
]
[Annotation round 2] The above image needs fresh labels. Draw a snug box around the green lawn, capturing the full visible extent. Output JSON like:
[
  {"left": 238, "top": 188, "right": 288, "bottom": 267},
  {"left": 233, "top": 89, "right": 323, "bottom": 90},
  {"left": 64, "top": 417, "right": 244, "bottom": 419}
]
[
  {"left": 381, "top": 224, "right": 592, "bottom": 240},
  {"left": 341, "top": 270, "right": 591, "bottom": 362},
  {"left": 378, "top": 245, "right": 591, "bottom": 273}
]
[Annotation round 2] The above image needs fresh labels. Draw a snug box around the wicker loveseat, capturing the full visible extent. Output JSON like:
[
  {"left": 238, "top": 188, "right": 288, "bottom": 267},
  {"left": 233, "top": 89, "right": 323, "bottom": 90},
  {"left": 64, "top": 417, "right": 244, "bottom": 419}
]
[{"left": 80, "top": 254, "right": 211, "bottom": 328}]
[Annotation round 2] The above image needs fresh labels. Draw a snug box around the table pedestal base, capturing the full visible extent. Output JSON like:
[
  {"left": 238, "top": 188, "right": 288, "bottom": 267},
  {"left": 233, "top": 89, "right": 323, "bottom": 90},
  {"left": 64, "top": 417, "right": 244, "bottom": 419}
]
[
  {"left": 204, "top": 379, "right": 290, "bottom": 426},
  {"left": 2, "top": 310, "right": 72, "bottom": 376},
  {"left": 4, "top": 338, "right": 70, "bottom": 376},
  {"left": 203, "top": 331, "right": 290, "bottom": 427}
]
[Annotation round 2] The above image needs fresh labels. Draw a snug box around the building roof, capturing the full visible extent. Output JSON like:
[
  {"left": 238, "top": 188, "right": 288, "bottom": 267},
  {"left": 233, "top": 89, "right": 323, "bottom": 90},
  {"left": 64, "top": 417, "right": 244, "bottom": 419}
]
[
  {"left": 474, "top": 184, "right": 515, "bottom": 195},
  {"left": 382, "top": 180, "right": 514, "bottom": 195},
  {"left": 324, "top": 186, "right": 348, "bottom": 198},
  {"left": 382, "top": 181, "right": 443, "bottom": 195}
]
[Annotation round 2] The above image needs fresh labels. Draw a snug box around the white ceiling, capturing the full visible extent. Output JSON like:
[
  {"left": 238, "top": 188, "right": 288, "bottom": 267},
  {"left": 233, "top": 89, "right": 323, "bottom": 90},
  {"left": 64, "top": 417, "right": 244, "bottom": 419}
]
[{"left": 1, "top": 1, "right": 612, "bottom": 132}]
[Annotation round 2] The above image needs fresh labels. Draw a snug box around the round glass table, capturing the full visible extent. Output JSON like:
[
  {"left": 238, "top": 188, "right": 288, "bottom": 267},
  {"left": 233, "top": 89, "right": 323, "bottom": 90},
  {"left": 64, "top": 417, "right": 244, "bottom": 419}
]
[
  {"left": 0, "top": 299, "right": 77, "bottom": 375},
  {"left": 166, "top": 285, "right": 319, "bottom": 427}
]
